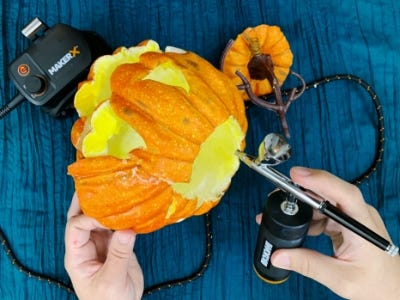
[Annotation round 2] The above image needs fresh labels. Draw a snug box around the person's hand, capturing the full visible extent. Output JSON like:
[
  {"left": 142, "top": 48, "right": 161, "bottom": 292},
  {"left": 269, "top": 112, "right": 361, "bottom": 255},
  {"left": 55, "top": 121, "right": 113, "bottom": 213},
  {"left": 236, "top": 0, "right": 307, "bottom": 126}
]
[
  {"left": 256, "top": 167, "right": 400, "bottom": 300},
  {"left": 64, "top": 193, "right": 144, "bottom": 300}
]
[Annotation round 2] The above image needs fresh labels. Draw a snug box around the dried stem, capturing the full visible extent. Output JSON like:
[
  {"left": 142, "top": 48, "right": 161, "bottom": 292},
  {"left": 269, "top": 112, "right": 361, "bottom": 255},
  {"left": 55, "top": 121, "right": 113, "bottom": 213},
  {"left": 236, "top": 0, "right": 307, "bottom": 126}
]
[{"left": 235, "top": 54, "right": 305, "bottom": 138}]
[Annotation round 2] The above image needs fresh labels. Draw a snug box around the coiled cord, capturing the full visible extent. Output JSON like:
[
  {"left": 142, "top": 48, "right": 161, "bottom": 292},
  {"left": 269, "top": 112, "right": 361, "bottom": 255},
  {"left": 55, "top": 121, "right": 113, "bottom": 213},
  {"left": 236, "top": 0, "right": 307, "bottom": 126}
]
[{"left": 0, "top": 94, "right": 25, "bottom": 119}]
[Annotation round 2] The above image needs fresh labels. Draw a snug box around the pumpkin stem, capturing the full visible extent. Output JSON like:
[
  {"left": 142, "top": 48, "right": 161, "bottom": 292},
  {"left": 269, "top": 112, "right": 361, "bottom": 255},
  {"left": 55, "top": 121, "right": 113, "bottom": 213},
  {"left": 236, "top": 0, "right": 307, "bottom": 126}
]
[
  {"left": 242, "top": 30, "right": 262, "bottom": 56},
  {"left": 235, "top": 65, "right": 306, "bottom": 138}
]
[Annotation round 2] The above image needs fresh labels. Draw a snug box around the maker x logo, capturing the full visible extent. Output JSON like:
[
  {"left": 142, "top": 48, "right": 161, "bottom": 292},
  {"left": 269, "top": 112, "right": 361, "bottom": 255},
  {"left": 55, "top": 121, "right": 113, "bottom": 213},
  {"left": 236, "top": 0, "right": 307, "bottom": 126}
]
[
  {"left": 48, "top": 45, "right": 80, "bottom": 76},
  {"left": 69, "top": 45, "right": 80, "bottom": 57}
]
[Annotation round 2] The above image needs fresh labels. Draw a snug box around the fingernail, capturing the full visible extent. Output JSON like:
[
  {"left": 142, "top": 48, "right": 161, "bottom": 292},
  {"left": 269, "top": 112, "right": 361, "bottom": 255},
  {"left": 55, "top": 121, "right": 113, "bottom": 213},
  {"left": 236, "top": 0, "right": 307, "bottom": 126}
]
[
  {"left": 272, "top": 253, "right": 290, "bottom": 269},
  {"left": 117, "top": 231, "right": 133, "bottom": 245},
  {"left": 293, "top": 166, "right": 312, "bottom": 177}
]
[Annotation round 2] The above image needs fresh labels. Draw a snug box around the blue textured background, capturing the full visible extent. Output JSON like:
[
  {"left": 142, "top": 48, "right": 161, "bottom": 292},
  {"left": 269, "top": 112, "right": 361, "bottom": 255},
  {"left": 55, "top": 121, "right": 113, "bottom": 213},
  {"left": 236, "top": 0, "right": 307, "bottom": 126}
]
[{"left": 1, "top": 1, "right": 399, "bottom": 299}]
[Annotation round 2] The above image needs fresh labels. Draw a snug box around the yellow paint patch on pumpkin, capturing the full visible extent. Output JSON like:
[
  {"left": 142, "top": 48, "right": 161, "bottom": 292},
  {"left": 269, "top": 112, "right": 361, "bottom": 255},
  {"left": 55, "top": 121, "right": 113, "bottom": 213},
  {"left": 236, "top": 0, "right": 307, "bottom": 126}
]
[
  {"left": 143, "top": 60, "right": 190, "bottom": 93},
  {"left": 172, "top": 116, "right": 243, "bottom": 204},
  {"left": 82, "top": 101, "right": 146, "bottom": 159},
  {"left": 75, "top": 40, "right": 161, "bottom": 117}
]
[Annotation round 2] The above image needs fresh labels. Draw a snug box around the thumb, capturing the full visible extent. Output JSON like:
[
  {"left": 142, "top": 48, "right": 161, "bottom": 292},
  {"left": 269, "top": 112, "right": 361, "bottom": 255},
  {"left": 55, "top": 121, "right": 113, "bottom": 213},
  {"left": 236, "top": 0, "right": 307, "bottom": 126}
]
[
  {"left": 271, "top": 248, "right": 349, "bottom": 292},
  {"left": 102, "top": 230, "right": 136, "bottom": 281}
]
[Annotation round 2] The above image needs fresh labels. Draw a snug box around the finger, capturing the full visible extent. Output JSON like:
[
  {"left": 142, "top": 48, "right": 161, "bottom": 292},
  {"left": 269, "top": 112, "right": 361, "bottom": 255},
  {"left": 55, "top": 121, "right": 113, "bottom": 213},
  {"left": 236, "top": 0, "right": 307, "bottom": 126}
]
[
  {"left": 271, "top": 248, "right": 353, "bottom": 295},
  {"left": 307, "top": 217, "right": 328, "bottom": 236},
  {"left": 255, "top": 213, "right": 262, "bottom": 225},
  {"left": 366, "top": 205, "right": 391, "bottom": 240},
  {"left": 127, "top": 252, "right": 145, "bottom": 297},
  {"left": 101, "top": 230, "right": 136, "bottom": 283},
  {"left": 65, "top": 214, "right": 107, "bottom": 268},
  {"left": 290, "top": 167, "right": 368, "bottom": 219},
  {"left": 67, "top": 192, "right": 82, "bottom": 220}
]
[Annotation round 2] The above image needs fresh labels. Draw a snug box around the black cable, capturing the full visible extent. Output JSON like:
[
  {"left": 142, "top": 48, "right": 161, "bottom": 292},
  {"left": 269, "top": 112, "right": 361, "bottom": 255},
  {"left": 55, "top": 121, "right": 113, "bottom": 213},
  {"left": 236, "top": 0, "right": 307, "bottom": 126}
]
[
  {"left": 0, "top": 94, "right": 25, "bottom": 119},
  {"left": 0, "top": 226, "right": 75, "bottom": 294},
  {"left": 308, "top": 75, "right": 384, "bottom": 185},
  {"left": 143, "top": 213, "right": 213, "bottom": 296}
]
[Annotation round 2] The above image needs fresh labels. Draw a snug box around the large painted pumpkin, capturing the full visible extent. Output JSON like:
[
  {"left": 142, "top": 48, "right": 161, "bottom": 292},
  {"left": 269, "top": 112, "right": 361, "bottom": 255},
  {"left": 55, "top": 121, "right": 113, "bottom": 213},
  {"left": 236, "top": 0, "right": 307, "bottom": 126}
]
[
  {"left": 68, "top": 40, "right": 248, "bottom": 233},
  {"left": 220, "top": 24, "right": 293, "bottom": 99}
]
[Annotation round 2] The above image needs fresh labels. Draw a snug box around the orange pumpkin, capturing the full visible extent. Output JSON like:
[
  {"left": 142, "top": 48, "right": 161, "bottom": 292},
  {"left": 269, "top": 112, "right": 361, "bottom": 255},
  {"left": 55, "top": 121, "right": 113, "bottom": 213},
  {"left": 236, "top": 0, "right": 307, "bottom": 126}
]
[
  {"left": 68, "top": 40, "right": 247, "bottom": 233},
  {"left": 220, "top": 24, "right": 293, "bottom": 99}
]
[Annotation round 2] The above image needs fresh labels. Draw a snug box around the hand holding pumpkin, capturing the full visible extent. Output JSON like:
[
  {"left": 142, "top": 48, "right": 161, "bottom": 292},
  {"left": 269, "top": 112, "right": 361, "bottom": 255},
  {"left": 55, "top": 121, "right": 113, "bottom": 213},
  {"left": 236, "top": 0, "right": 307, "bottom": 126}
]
[
  {"left": 257, "top": 167, "right": 400, "bottom": 300},
  {"left": 64, "top": 193, "right": 144, "bottom": 300}
]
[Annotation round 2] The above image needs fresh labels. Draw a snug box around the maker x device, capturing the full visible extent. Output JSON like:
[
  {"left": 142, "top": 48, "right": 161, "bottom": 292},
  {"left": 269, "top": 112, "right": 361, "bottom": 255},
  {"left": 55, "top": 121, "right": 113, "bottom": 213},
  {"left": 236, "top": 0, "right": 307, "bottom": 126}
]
[{"left": 1, "top": 17, "right": 111, "bottom": 118}]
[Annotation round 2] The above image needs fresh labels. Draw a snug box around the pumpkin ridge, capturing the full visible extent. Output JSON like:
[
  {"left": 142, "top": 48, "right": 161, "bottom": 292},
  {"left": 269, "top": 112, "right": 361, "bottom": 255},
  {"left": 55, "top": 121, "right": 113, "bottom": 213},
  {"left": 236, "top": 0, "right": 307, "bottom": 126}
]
[
  {"left": 97, "top": 187, "right": 174, "bottom": 231},
  {"left": 80, "top": 181, "right": 168, "bottom": 219},
  {"left": 163, "top": 191, "right": 198, "bottom": 222},
  {"left": 270, "top": 51, "right": 294, "bottom": 69},
  {"left": 114, "top": 100, "right": 204, "bottom": 153},
  {"left": 130, "top": 150, "right": 193, "bottom": 183},
  {"left": 110, "top": 94, "right": 201, "bottom": 162},
  {"left": 262, "top": 35, "right": 288, "bottom": 56},
  {"left": 68, "top": 156, "right": 138, "bottom": 179},
  {"left": 116, "top": 79, "right": 215, "bottom": 144},
  {"left": 252, "top": 25, "right": 281, "bottom": 50},
  {"left": 184, "top": 80, "right": 234, "bottom": 127},
  {"left": 165, "top": 52, "right": 242, "bottom": 121},
  {"left": 166, "top": 55, "right": 235, "bottom": 124},
  {"left": 76, "top": 167, "right": 170, "bottom": 219},
  {"left": 177, "top": 89, "right": 225, "bottom": 131},
  {"left": 175, "top": 74, "right": 230, "bottom": 127}
]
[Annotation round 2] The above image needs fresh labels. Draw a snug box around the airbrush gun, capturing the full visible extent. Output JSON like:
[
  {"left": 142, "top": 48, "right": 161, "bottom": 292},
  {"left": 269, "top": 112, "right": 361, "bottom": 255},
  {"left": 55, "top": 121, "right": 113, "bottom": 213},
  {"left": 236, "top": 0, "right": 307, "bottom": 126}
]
[{"left": 236, "top": 133, "right": 399, "bottom": 283}]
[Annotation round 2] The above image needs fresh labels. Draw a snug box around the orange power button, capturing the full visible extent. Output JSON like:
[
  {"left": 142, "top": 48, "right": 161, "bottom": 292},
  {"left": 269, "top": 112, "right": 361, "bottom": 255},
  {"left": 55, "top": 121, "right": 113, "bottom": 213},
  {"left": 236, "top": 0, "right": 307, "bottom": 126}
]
[{"left": 17, "top": 64, "right": 30, "bottom": 76}]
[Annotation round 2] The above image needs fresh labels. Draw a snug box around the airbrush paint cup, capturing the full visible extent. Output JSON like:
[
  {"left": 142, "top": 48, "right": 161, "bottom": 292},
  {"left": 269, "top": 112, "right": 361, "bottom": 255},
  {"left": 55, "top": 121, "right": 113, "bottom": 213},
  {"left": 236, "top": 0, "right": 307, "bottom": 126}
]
[{"left": 254, "top": 189, "right": 312, "bottom": 283}]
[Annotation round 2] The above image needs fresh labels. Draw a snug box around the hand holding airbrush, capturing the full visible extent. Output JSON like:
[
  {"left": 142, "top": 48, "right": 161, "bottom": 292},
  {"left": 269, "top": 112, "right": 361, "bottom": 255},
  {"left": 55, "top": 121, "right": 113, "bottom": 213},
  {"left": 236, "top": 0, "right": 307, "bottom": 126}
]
[{"left": 236, "top": 133, "right": 399, "bottom": 283}]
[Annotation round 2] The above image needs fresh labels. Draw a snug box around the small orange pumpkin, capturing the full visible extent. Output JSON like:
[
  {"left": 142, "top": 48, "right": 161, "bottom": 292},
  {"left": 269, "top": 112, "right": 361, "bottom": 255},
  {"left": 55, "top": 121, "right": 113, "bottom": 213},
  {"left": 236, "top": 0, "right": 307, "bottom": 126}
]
[
  {"left": 68, "top": 40, "right": 247, "bottom": 233},
  {"left": 220, "top": 24, "right": 293, "bottom": 99}
]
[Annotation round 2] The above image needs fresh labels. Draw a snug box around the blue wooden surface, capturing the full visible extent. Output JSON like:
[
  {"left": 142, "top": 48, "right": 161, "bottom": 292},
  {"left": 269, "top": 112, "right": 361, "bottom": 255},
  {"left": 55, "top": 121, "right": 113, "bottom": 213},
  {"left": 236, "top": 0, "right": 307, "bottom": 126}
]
[{"left": 1, "top": 1, "right": 399, "bottom": 299}]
